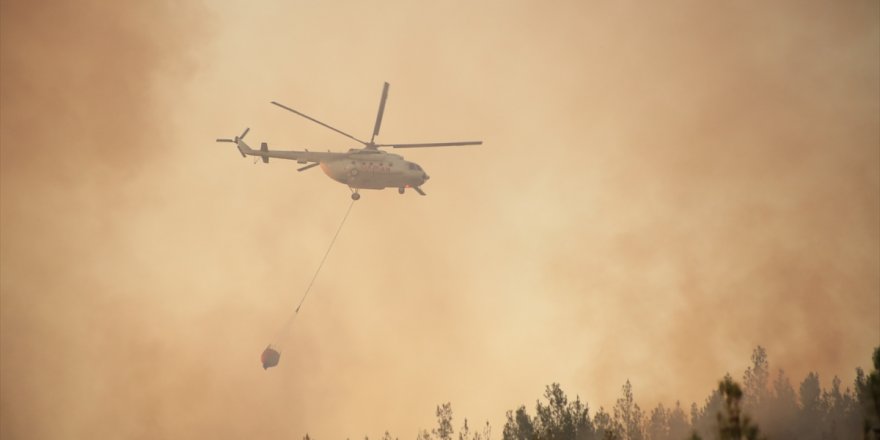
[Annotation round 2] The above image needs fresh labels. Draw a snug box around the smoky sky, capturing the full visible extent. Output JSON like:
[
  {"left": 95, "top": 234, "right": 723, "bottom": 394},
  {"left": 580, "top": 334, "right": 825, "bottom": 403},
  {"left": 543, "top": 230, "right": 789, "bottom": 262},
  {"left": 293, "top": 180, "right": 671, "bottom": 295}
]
[{"left": 1, "top": 1, "right": 878, "bottom": 439}]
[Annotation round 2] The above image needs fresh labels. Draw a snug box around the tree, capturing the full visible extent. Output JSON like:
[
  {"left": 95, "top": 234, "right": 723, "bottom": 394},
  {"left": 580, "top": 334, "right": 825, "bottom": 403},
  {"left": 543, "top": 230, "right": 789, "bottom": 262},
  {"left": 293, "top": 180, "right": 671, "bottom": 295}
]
[
  {"left": 666, "top": 402, "right": 690, "bottom": 440},
  {"left": 646, "top": 403, "right": 668, "bottom": 440},
  {"left": 689, "top": 402, "right": 699, "bottom": 435},
  {"left": 821, "top": 375, "right": 861, "bottom": 440},
  {"left": 742, "top": 346, "right": 769, "bottom": 413},
  {"left": 691, "top": 380, "right": 724, "bottom": 439},
  {"left": 534, "top": 383, "right": 594, "bottom": 440},
  {"left": 716, "top": 377, "right": 761, "bottom": 440},
  {"left": 434, "top": 403, "right": 454, "bottom": 440},
  {"left": 797, "top": 372, "right": 823, "bottom": 440},
  {"left": 646, "top": 402, "right": 690, "bottom": 440},
  {"left": 502, "top": 385, "right": 595, "bottom": 440},
  {"left": 856, "top": 347, "right": 880, "bottom": 437},
  {"left": 459, "top": 419, "right": 470, "bottom": 440},
  {"left": 613, "top": 380, "right": 644, "bottom": 440},
  {"left": 761, "top": 369, "right": 797, "bottom": 439},
  {"left": 502, "top": 406, "right": 535, "bottom": 440},
  {"left": 593, "top": 407, "right": 620, "bottom": 440}
]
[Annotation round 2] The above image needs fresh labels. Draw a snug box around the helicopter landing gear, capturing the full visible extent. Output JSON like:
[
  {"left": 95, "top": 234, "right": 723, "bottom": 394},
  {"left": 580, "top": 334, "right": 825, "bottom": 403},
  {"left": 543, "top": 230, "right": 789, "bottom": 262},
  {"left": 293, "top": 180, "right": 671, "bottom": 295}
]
[{"left": 398, "top": 187, "right": 405, "bottom": 194}]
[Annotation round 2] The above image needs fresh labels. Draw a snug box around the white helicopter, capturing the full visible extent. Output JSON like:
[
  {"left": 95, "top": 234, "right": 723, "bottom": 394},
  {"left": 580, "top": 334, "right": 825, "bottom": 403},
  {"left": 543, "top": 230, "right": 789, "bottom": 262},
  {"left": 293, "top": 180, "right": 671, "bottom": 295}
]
[{"left": 217, "top": 82, "right": 482, "bottom": 200}]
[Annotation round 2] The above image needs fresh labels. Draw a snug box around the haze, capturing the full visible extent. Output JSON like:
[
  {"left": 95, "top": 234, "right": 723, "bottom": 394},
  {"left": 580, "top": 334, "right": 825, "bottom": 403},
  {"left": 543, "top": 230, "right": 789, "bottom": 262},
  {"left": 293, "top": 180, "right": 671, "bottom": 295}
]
[{"left": 1, "top": 1, "right": 878, "bottom": 438}]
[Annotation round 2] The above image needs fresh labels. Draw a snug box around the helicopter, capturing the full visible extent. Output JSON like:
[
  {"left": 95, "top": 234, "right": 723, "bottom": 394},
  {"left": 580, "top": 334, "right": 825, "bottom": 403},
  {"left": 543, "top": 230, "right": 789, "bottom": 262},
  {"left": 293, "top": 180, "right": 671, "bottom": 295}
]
[{"left": 217, "top": 82, "right": 482, "bottom": 200}]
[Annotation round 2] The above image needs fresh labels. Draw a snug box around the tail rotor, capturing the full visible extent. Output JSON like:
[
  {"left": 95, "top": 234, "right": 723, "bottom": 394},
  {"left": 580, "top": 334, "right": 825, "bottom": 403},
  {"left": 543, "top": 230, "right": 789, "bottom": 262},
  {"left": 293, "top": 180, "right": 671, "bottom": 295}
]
[{"left": 216, "top": 128, "right": 251, "bottom": 157}]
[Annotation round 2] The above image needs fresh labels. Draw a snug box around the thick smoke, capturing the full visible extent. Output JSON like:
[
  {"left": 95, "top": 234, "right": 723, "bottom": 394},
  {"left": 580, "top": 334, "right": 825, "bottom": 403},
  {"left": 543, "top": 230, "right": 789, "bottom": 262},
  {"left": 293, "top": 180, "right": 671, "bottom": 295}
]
[
  {"left": 0, "top": 1, "right": 220, "bottom": 438},
  {"left": 1, "top": 0, "right": 877, "bottom": 439}
]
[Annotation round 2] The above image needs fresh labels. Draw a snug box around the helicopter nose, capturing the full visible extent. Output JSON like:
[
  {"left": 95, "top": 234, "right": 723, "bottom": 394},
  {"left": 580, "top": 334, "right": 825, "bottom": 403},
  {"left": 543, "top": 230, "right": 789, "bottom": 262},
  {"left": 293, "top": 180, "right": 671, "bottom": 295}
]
[{"left": 423, "top": 173, "right": 430, "bottom": 182}]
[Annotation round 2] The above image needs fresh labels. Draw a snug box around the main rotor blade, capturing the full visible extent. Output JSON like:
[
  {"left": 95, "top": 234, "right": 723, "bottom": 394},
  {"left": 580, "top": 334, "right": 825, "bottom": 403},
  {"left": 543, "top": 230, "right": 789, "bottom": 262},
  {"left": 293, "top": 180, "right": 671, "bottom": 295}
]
[
  {"left": 378, "top": 141, "right": 483, "bottom": 148},
  {"left": 371, "top": 82, "right": 390, "bottom": 143},
  {"left": 270, "top": 101, "right": 367, "bottom": 146}
]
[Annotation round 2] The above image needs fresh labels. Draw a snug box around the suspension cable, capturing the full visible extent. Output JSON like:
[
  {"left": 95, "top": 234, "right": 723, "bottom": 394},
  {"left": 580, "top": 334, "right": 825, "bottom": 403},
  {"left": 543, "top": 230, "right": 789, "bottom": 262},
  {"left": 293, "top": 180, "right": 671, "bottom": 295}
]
[{"left": 271, "top": 198, "right": 356, "bottom": 349}]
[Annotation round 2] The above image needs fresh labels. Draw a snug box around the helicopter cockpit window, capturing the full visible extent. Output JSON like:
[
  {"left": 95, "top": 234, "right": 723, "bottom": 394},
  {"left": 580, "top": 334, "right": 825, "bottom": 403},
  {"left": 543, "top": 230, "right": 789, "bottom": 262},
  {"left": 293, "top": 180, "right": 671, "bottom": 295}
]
[{"left": 407, "top": 163, "right": 422, "bottom": 171}]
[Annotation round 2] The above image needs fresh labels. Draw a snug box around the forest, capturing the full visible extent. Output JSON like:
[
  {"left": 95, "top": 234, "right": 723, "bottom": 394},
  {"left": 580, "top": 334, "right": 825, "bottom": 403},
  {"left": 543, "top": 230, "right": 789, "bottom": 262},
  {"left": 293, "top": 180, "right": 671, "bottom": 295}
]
[{"left": 314, "top": 346, "right": 880, "bottom": 440}]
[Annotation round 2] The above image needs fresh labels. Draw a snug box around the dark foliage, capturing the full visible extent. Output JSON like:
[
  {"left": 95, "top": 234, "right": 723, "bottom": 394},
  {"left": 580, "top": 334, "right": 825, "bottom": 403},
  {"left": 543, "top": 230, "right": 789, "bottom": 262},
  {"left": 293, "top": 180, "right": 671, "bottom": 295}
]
[{"left": 310, "top": 347, "right": 880, "bottom": 440}]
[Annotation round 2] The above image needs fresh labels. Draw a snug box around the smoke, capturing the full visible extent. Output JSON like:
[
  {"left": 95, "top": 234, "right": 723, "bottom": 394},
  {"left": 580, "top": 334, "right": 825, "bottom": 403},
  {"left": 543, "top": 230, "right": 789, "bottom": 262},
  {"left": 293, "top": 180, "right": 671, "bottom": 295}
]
[
  {"left": 0, "top": 0, "right": 227, "bottom": 438},
  {"left": 1, "top": 0, "right": 877, "bottom": 439},
  {"left": 532, "top": 1, "right": 880, "bottom": 405}
]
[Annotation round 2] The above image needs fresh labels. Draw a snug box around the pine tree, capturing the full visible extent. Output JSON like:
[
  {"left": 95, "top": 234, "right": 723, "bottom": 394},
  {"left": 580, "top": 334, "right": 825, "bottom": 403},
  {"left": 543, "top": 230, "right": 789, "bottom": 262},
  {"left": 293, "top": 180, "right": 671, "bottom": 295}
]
[
  {"left": 646, "top": 403, "right": 668, "bottom": 440},
  {"left": 434, "top": 403, "right": 454, "bottom": 440},
  {"left": 821, "top": 375, "right": 861, "bottom": 440},
  {"left": 716, "top": 377, "right": 761, "bottom": 440},
  {"left": 856, "top": 347, "right": 880, "bottom": 437},
  {"left": 691, "top": 381, "right": 724, "bottom": 439},
  {"left": 613, "top": 380, "right": 644, "bottom": 440},
  {"left": 502, "top": 406, "right": 535, "bottom": 440},
  {"left": 796, "top": 371, "right": 823, "bottom": 440},
  {"left": 761, "top": 369, "right": 797, "bottom": 439},
  {"left": 593, "top": 407, "right": 621, "bottom": 440},
  {"left": 534, "top": 383, "right": 595, "bottom": 440},
  {"left": 666, "top": 402, "right": 690, "bottom": 440},
  {"left": 742, "top": 346, "right": 769, "bottom": 413}
]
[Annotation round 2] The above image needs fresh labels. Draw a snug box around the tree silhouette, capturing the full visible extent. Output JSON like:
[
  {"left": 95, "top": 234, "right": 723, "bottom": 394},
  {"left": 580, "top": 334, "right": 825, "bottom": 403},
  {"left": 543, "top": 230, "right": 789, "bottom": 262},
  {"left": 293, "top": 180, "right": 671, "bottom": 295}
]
[
  {"left": 502, "top": 384, "right": 598, "bottom": 440},
  {"left": 716, "top": 377, "right": 761, "bottom": 440},
  {"left": 690, "top": 380, "right": 724, "bottom": 439},
  {"left": 666, "top": 402, "right": 690, "bottom": 440},
  {"left": 434, "top": 403, "right": 454, "bottom": 440},
  {"left": 856, "top": 347, "right": 880, "bottom": 438},
  {"left": 592, "top": 407, "right": 620, "bottom": 440},
  {"left": 821, "top": 375, "right": 861, "bottom": 439},
  {"left": 742, "top": 346, "right": 769, "bottom": 413},
  {"left": 459, "top": 419, "right": 470, "bottom": 440},
  {"left": 459, "top": 418, "right": 490, "bottom": 440},
  {"left": 503, "top": 406, "right": 535, "bottom": 440},
  {"left": 856, "top": 347, "right": 880, "bottom": 439},
  {"left": 482, "top": 421, "right": 492, "bottom": 440},
  {"left": 796, "top": 372, "right": 823, "bottom": 440},
  {"left": 302, "top": 346, "right": 880, "bottom": 440},
  {"left": 612, "top": 380, "right": 643, "bottom": 440},
  {"left": 534, "top": 383, "right": 594, "bottom": 440},
  {"left": 646, "top": 403, "right": 669, "bottom": 440},
  {"left": 761, "top": 369, "right": 797, "bottom": 439}
]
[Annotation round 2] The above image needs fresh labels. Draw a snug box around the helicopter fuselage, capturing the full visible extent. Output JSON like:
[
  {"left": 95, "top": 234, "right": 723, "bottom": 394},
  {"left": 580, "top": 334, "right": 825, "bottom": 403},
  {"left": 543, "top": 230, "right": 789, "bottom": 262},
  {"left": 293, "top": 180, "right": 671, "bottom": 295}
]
[{"left": 321, "top": 150, "right": 429, "bottom": 190}]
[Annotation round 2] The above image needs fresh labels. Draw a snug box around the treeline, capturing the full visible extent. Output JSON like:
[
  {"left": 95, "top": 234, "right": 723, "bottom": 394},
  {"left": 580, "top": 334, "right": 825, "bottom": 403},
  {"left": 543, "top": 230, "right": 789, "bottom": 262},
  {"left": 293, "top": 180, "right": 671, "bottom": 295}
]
[{"left": 321, "top": 347, "right": 880, "bottom": 440}]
